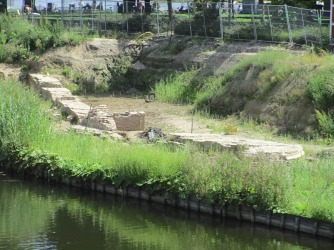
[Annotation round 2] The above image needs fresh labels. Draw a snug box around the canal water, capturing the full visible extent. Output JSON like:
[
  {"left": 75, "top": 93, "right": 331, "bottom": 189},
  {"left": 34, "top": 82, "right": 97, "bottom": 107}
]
[{"left": 1, "top": 172, "right": 333, "bottom": 250}]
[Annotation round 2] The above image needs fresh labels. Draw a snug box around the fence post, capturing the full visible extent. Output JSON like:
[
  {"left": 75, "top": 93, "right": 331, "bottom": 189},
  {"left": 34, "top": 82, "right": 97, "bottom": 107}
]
[
  {"left": 92, "top": 5, "right": 94, "bottom": 32},
  {"left": 187, "top": 1, "right": 193, "bottom": 38},
  {"left": 156, "top": 3, "right": 160, "bottom": 36},
  {"left": 284, "top": 4, "right": 293, "bottom": 43},
  {"left": 219, "top": 1, "right": 224, "bottom": 39},
  {"left": 228, "top": 0, "right": 232, "bottom": 26},
  {"left": 317, "top": 10, "right": 323, "bottom": 47},
  {"left": 141, "top": 12, "right": 144, "bottom": 33},
  {"left": 203, "top": 4, "right": 207, "bottom": 38},
  {"left": 126, "top": 0, "right": 129, "bottom": 34},
  {"left": 104, "top": 0, "right": 107, "bottom": 32},
  {"left": 251, "top": 3, "right": 257, "bottom": 41},
  {"left": 267, "top": 5, "right": 273, "bottom": 41},
  {"left": 80, "top": 2, "right": 83, "bottom": 33},
  {"left": 300, "top": 8, "right": 307, "bottom": 45},
  {"left": 61, "top": 0, "right": 65, "bottom": 27}
]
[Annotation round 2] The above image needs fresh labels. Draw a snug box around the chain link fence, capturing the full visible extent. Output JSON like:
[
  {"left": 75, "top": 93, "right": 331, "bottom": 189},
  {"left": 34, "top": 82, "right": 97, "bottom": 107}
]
[{"left": 10, "top": 1, "right": 331, "bottom": 46}]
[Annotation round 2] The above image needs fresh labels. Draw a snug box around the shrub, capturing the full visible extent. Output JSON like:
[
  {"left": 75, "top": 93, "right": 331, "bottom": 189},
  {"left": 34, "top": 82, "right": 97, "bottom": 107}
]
[
  {"left": 315, "top": 110, "right": 334, "bottom": 136},
  {"left": 152, "top": 68, "right": 198, "bottom": 104},
  {"left": 308, "top": 64, "right": 334, "bottom": 110},
  {"left": 0, "top": 15, "right": 86, "bottom": 63},
  {"left": 107, "top": 55, "right": 133, "bottom": 91},
  {"left": 73, "top": 72, "right": 96, "bottom": 94}
]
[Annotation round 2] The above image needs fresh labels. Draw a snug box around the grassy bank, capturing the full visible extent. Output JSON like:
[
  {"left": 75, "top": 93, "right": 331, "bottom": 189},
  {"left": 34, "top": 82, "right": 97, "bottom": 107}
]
[
  {"left": 152, "top": 50, "right": 334, "bottom": 137},
  {"left": 1, "top": 79, "right": 334, "bottom": 222}
]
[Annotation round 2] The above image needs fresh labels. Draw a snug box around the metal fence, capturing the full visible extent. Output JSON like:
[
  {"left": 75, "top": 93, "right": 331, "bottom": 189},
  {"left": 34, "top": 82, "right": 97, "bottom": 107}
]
[{"left": 10, "top": 1, "right": 330, "bottom": 46}]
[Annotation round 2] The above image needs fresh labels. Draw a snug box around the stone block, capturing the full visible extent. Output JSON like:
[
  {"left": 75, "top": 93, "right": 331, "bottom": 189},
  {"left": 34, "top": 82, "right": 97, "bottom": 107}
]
[
  {"left": 28, "top": 74, "right": 62, "bottom": 91},
  {"left": 113, "top": 111, "right": 145, "bottom": 131}
]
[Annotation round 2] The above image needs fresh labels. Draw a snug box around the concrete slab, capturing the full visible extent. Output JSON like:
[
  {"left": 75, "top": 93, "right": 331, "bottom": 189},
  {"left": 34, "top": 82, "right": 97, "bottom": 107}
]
[
  {"left": 170, "top": 133, "right": 304, "bottom": 160},
  {"left": 40, "top": 87, "right": 75, "bottom": 103},
  {"left": 58, "top": 99, "right": 91, "bottom": 120},
  {"left": 28, "top": 74, "right": 62, "bottom": 89}
]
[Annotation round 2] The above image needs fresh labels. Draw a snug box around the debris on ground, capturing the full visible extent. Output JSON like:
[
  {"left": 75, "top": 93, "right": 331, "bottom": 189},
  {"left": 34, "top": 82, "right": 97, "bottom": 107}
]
[{"left": 139, "top": 127, "right": 166, "bottom": 140}]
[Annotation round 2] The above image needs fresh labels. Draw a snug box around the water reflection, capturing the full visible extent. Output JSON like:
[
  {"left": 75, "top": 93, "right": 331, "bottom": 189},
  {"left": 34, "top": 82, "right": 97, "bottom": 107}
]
[{"left": 0, "top": 173, "right": 333, "bottom": 250}]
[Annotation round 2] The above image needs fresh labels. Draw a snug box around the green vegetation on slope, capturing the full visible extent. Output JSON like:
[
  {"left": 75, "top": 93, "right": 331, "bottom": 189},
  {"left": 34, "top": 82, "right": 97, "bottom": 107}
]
[
  {"left": 1, "top": 79, "right": 334, "bottom": 222},
  {"left": 153, "top": 50, "right": 334, "bottom": 137},
  {"left": 0, "top": 15, "right": 85, "bottom": 62}
]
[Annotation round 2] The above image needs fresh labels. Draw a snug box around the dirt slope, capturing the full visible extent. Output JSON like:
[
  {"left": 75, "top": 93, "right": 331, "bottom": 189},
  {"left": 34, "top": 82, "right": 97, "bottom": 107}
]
[{"left": 0, "top": 38, "right": 309, "bottom": 136}]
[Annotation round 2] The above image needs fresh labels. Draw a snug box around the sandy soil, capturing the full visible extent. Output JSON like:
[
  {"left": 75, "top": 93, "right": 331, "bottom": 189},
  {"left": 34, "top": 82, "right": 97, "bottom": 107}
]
[{"left": 78, "top": 95, "right": 212, "bottom": 134}]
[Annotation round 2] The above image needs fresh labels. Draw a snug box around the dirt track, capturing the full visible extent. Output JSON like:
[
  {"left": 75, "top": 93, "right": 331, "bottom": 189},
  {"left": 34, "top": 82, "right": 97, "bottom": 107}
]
[{"left": 78, "top": 95, "right": 212, "bottom": 134}]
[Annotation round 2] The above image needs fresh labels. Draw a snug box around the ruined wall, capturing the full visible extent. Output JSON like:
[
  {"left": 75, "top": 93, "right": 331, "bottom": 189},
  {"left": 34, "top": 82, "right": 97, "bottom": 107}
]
[{"left": 113, "top": 112, "right": 145, "bottom": 131}]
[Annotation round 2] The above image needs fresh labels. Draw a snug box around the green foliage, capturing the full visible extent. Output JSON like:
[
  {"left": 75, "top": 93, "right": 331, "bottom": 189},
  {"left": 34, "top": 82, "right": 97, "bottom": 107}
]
[
  {"left": 292, "top": 26, "right": 329, "bottom": 46},
  {"left": 73, "top": 72, "right": 96, "bottom": 94},
  {"left": 62, "top": 67, "right": 71, "bottom": 77},
  {"left": 0, "top": 79, "right": 53, "bottom": 148},
  {"left": 271, "top": 0, "right": 316, "bottom": 9},
  {"left": 284, "top": 157, "right": 334, "bottom": 222},
  {"left": 315, "top": 110, "right": 334, "bottom": 136},
  {"left": 0, "top": 78, "right": 290, "bottom": 213},
  {"left": 193, "top": 75, "right": 225, "bottom": 110},
  {"left": 161, "top": 39, "right": 190, "bottom": 55},
  {"left": 153, "top": 68, "right": 199, "bottom": 104},
  {"left": 175, "top": 8, "right": 220, "bottom": 37},
  {"left": 0, "top": 15, "right": 86, "bottom": 63},
  {"left": 308, "top": 63, "right": 334, "bottom": 110},
  {"left": 223, "top": 22, "right": 254, "bottom": 40},
  {"left": 107, "top": 55, "right": 133, "bottom": 91}
]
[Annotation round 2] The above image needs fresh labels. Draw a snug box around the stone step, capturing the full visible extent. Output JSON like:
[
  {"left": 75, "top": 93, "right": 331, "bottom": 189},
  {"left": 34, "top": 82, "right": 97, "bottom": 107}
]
[
  {"left": 28, "top": 74, "right": 63, "bottom": 89},
  {"left": 27, "top": 73, "right": 145, "bottom": 132},
  {"left": 40, "top": 87, "right": 75, "bottom": 103}
]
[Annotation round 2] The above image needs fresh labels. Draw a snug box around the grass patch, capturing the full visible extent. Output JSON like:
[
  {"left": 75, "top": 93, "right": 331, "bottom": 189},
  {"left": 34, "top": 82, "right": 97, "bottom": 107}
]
[
  {"left": 153, "top": 68, "right": 199, "bottom": 104},
  {"left": 0, "top": 15, "right": 86, "bottom": 63}
]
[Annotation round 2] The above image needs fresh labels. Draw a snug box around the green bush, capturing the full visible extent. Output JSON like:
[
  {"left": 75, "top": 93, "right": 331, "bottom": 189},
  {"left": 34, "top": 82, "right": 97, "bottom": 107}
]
[
  {"left": 175, "top": 9, "right": 220, "bottom": 37},
  {"left": 107, "top": 55, "right": 133, "bottom": 91},
  {"left": 0, "top": 15, "right": 86, "bottom": 62},
  {"left": 308, "top": 64, "right": 334, "bottom": 110},
  {"left": 152, "top": 68, "right": 198, "bottom": 104},
  {"left": 73, "top": 72, "right": 96, "bottom": 94},
  {"left": 315, "top": 110, "right": 334, "bottom": 136}
]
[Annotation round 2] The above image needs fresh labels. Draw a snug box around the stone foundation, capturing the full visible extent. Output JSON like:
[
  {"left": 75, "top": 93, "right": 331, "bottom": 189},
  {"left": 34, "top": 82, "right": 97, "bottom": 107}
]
[
  {"left": 27, "top": 73, "right": 145, "bottom": 131},
  {"left": 113, "top": 111, "right": 145, "bottom": 131}
]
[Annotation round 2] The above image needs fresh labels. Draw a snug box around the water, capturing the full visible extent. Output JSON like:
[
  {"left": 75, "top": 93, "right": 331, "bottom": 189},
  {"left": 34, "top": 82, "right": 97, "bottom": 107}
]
[{"left": 1, "top": 172, "right": 333, "bottom": 250}]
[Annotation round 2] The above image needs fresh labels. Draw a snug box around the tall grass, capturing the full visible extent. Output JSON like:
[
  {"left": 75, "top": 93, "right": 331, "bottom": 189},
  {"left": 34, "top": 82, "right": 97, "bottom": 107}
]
[
  {"left": 308, "top": 60, "right": 334, "bottom": 110},
  {"left": 153, "top": 68, "right": 198, "bottom": 104},
  {"left": 0, "top": 15, "right": 86, "bottom": 62},
  {"left": 37, "top": 131, "right": 188, "bottom": 181},
  {"left": 0, "top": 79, "right": 53, "bottom": 147},
  {"left": 1, "top": 79, "right": 334, "bottom": 221},
  {"left": 284, "top": 157, "right": 334, "bottom": 222},
  {"left": 153, "top": 50, "right": 296, "bottom": 109}
]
